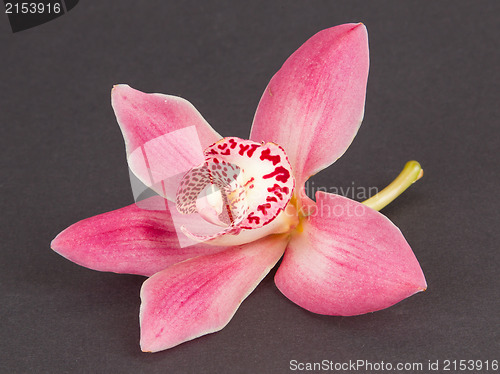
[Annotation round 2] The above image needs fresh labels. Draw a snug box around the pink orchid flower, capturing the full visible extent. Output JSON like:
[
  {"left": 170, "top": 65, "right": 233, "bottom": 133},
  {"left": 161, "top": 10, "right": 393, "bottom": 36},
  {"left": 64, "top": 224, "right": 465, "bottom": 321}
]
[{"left": 51, "top": 23, "right": 426, "bottom": 352}]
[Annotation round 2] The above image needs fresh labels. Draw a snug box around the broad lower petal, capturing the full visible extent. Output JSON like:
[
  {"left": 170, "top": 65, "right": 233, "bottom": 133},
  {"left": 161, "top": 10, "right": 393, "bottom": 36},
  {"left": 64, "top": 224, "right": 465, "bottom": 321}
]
[
  {"left": 275, "top": 192, "right": 426, "bottom": 316},
  {"left": 139, "top": 234, "right": 288, "bottom": 352},
  {"left": 51, "top": 197, "right": 228, "bottom": 277},
  {"left": 250, "top": 24, "right": 369, "bottom": 186},
  {"left": 112, "top": 84, "right": 222, "bottom": 199}
]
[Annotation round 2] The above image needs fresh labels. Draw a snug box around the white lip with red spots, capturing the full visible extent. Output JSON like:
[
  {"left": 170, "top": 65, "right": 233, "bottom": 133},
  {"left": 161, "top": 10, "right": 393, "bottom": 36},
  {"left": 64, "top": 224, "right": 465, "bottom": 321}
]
[{"left": 176, "top": 137, "right": 295, "bottom": 242}]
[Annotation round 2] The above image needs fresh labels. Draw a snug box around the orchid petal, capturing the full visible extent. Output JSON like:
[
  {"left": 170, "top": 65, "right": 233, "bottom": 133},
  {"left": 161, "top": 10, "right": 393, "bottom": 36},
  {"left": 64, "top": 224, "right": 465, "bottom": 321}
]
[
  {"left": 139, "top": 234, "right": 288, "bottom": 352},
  {"left": 51, "top": 197, "right": 227, "bottom": 277},
  {"left": 111, "top": 84, "right": 222, "bottom": 200},
  {"left": 275, "top": 192, "right": 426, "bottom": 316},
  {"left": 250, "top": 23, "right": 369, "bottom": 186}
]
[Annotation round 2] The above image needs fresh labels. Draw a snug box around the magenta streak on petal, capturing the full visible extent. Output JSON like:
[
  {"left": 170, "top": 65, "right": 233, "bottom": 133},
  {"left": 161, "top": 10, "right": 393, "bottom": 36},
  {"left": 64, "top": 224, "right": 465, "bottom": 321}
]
[
  {"left": 51, "top": 196, "right": 228, "bottom": 277},
  {"left": 140, "top": 145, "right": 155, "bottom": 186},
  {"left": 275, "top": 192, "right": 426, "bottom": 316},
  {"left": 250, "top": 23, "right": 369, "bottom": 187},
  {"left": 139, "top": 234, "right": 288, "bottom": 352}
]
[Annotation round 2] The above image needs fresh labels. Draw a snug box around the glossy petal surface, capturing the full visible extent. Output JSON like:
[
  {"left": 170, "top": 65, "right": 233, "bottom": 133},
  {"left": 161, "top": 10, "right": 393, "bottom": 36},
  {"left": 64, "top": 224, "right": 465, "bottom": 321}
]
[
  {"left": 139, "top": 234, "right": 288, "bottom": 352},
  {"left": 250, "top": 23, "right": 369, "bottom": 185},
  {"left": 51, "top": 197, "right": 227, "bottom": 277},
  {"left": 275, "top": 192, "right": 426, "bottom": 316},
  {"left": 112, "top": 85, "right": 222, "bottom": 199}
]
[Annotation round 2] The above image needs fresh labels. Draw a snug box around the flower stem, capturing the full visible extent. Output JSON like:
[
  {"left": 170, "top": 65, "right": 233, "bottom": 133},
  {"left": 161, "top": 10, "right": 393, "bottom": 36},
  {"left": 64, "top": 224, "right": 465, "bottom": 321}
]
[{"left": 362, "top": 161, "right": 423, "bottom": 211}]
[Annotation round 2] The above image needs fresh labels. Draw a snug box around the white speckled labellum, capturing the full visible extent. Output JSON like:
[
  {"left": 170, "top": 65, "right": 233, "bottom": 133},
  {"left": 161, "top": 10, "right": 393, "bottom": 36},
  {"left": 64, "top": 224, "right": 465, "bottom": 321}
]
[{"left": 176, "top": 137, "right": 295, "bottom": 243}]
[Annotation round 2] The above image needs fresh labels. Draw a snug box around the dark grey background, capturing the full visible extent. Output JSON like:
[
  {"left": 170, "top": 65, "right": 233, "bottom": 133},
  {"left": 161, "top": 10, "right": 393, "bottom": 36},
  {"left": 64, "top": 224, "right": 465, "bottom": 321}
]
[{"left": 2, "top": 1, "right": 499, "bottom": 373}]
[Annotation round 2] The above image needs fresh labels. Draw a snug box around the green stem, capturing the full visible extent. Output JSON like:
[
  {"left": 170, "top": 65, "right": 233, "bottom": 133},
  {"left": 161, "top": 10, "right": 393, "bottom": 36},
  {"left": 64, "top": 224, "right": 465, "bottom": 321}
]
[{"left": 362, "top": 161, "right": 423, "bottom": 211}]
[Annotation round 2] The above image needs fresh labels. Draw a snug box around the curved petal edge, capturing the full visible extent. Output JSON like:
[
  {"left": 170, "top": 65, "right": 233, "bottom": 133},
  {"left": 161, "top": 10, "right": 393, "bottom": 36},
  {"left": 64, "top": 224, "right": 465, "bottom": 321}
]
[
  {"left": 51, "top": 197, "right": 228, "bottom": 277},
  {"left": 111, "top": 84, "right": 222, "bottom": 199},
  {"left": 250, "top": 23, "right": 369, "bottom": 186},
  {"left": 111, "top": 84, "right": 221, "bottom": 155},
  {"left": 275, "top": 192, "right": 426, "bottom": 316},
  {"left": 139, "top": 234, "right": 288, "bottom": 352}
]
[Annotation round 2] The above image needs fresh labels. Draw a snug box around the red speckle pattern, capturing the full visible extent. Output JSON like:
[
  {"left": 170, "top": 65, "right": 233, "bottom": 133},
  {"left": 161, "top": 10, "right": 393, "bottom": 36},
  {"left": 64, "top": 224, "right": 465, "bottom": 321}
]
[
  {"left": 260, "top": 148, "right": 281, "bottom": 166},
  {"left": 176, "top": 137, "right": 295, "bottom": 241},
  {"left": 262, "top": 166, "right": 291, "bottom": 183},
  {"left": 257, "top": 203, "right": 272, "bottom": 215},
  {"left": 176, "top": 160, "right": 246, "bottom": 227},
  {"left": 267, "top": 184, "right": 290, "bottom": 200},
  {"left": 247, "top": 212, "right": 260, "bottom": 225}
]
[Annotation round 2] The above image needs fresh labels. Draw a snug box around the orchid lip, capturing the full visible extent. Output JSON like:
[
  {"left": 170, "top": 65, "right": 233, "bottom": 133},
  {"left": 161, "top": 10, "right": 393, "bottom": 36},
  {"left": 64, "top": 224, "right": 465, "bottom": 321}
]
[{"left": 175, "top": 137, "right": 296, "bottom": 243}]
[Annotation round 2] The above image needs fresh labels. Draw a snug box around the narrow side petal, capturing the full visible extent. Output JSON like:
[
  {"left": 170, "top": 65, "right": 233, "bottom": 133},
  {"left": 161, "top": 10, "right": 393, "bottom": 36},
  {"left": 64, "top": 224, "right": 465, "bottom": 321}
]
[
  {"left": 275, "top": 192, "right": 426, "bottom": 316},
  {"left": 51, "top": 197, "right": 228, "bottom": 277},
  {"left": 139, "top": 234, "right": 288, "bottom": 352},
  {"left": 250, "top": 24, "right": 369, "bottom": 186},
  {"left": 112, "top": 85, "right": 222, "bottom": 199}
]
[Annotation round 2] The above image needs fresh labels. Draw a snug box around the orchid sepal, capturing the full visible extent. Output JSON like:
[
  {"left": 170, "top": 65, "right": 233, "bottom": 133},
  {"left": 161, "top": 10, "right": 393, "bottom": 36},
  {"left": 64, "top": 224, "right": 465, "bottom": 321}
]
[
  {"left": 275, "top": 192, "right": 426, "bottom": 316},
  {"left": 250, "top": 23, "right": 369, "bottom": 186},
  {"left": 50, "top": 196, "right": 229, "bottom": 277}
]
